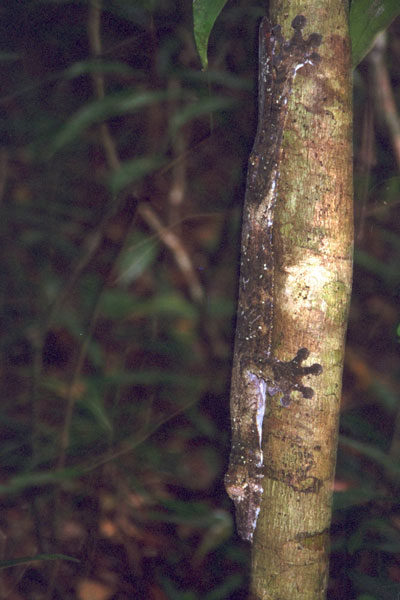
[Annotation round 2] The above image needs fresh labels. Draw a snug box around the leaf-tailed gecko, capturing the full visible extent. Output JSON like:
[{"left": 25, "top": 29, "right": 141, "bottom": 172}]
[{"left": 224, "top": 16, "right": 323, "bottom": 543}]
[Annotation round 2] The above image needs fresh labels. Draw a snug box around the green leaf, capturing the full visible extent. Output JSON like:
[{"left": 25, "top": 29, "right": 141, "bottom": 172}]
[
  {"left": 193, "top": 0, "right": 228, "bottom": 69},
  {"left": 169, "top": 96, "right": 236, "bottom": 136},
  {"left": 0, "top": 52, "right": 20, "bottom": 62},
  {"left": 180, "top": 67, "right": 251, "bottom": 90},
  {"left": 350, "top": 0, "right": 400, "bottom": 67},
  {"left": 104, "top": 370, "right": 204, "bottom": 390},
  {"left": 0, "top": 468, "right": 82, "bottom": 495},
  {"left": 108, "top": 156, "right": 165, "bottom": 194},
  {"left": 333, "top": 488, "right": 388, "bottom": 510},
  {"left": 133, "top": 292, "right": 198, "bottom": 319},
  {"left": 99, "top": 289, "right": 137, "bottom": 319},
  {"left": 0, "top": 554, "right": 80, "bottom": 570},
  {"left": 204, "top": 574, "right": 244, "bottom": 600},
  {"left": 78, "top": 385, "right": 113, "bottom": 434},
  {"left": 354, "top": 248, "right": 399, "bottom": 284},
  {"left": 49, "top": 90, "right": 170, "bottom": 155},
  {"left": 350, "top": 570, "right": 400, "bottom": 600},
  {"left": 99, "top": 290, "right": 197, "bottom": 320},
  {"left": 339, "top": 435, "right": 400, "bottom": 477},
  {"left": 116, "top": 232, "right": 159, "bottom": 285},
  {"left": 63, "top": 59, "right": 135, "bottom": 79}
]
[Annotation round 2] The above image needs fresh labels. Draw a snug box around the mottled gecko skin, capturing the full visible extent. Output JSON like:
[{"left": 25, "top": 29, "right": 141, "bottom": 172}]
[{"left": 225, "top": 16, "right": 323, "bottom": 543}]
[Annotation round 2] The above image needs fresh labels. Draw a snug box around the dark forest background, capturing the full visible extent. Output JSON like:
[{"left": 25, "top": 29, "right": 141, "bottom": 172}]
[{"left": 1, "top": 1, "right": 400, "bottom": 598}]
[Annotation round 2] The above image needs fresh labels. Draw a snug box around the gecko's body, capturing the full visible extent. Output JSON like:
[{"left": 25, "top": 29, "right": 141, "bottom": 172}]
[{"left": 224, "top": 16, "right": 323, "bottom": 543}]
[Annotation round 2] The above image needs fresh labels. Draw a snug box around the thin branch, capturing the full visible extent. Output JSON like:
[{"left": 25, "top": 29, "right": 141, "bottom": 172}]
[
  {"left": 87, "top": 0, "right": 203, "bottom": 302},
  {"left": 355, "top": 101, "right": 375, "bottom": 242},
  {"left": 138, "top": 203, "right": 204, "bottom": 302},
  {"left": 369, "top": 31, "right": 400, "bottom": 168}
]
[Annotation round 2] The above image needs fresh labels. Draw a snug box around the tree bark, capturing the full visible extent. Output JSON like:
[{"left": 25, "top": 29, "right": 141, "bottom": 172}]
[{"left": 249, "top": 1, "right": 353, "bottom": 599}]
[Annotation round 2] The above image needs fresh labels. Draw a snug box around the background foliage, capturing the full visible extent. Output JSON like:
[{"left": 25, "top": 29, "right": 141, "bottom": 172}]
[{"left": 1, "top": 0, "right": 400, "bottom": 598}]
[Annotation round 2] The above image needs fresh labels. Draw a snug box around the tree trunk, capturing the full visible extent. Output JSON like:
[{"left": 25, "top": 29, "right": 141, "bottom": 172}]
[{"left": 249, "top": 1, "right": 353, "bottom": 599}]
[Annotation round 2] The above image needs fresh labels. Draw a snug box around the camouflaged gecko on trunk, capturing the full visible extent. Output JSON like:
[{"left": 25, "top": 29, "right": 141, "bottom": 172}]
[{"left": 224, "top": 16, "right": 323, "bottom": 543}]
